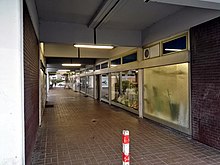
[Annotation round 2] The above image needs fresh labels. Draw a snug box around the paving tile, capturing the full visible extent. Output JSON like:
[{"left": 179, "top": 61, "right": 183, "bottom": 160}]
[{"left": 32, "top": 88, "right": 220, "bottom": 165}]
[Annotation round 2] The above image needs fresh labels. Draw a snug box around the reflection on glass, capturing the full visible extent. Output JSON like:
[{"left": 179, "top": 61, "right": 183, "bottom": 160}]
[
  {"left": 144, "top": 63, "right": 189, "bottom": 128},
  {"left": 101, "top": 62, "right": 108, "bottom": 69},
  {"left": 111, "top": 71, "right": 138, "bottom": 110},
  {"left": 163, "top": 36, "right": 187, "bottom": 54},
  {"left": 111, "top": 58, "right": 121, "bottom": 67},
  {"left": 80, "top": 77, "right": 87, "bottom": 93},
  {"left": 75, "top": 76, "right": 80, "bottom": 91},
  {"left": 96, "top": 65, "right": 100, "bottom": 70},
  {"left": 122, "top": 53, "right": 137, "bottom": 64},
  {"left": 87, "top": 76, "right": 94, "bottom": 97},
  {"left": 111, "top": 72, "right": 120, "bottom": 102},
  {"left": 101, "top": 74, "right": 109, "bottom": 100}
]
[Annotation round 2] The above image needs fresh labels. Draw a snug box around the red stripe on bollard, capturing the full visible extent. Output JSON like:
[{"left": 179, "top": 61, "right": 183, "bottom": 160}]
[
  {"left": 122, "top": 130, "right": 130, "bottom": 165},
  {"left": 122, "top": 135, "right": 130, "bottom": 144},
  {"left": 122, "top": 153, "right": 130, "bottom": 162}
]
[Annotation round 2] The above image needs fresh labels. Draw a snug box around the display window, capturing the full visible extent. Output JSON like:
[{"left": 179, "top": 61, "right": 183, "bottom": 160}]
[
  {"left": 80, "top": 76, "right": 87, "bottom": 93},
  {"left": 75, "top": 76, "right": 80, "bottom": 91},
  {"left": 144, "top": 63, "right": 189, "bottom": 128},
  {"left": 111, "top": 70, "right": 138, "bottom": 110},
  {"left": 101, "top": 74, "right": 109, "bottom": 100},
  {"left": 87, "top": 76, "right": 94, "bottom": 97}
]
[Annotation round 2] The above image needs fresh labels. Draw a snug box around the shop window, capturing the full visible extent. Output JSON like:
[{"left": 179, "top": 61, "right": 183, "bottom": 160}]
[
  {"left": 111, "top": 58, "right": 121, "bottom": 67},
  {"left": 162, "top": 36, "right": 187, "bottom": 55},
  {"left": 80, "top": 76, "right": 87, "bottom": 93},
  {"left": 111, "top": 72, "right": 120, "bottom": 103},
  {"left": 101, "top": 74, "right": 109, "bottom": 101},
  {"left": 122, "top": 53, "right": 137, "bottom": 64},
  {"left": 95, "top": 65, "right": 100, "bottom": 70},
  {"left": 143, "top": 63, "right": 189, "bottom": 129},
  {"left": 75, "top": 76, "right": 80, "bottom": 92},
  {"left": 87, "top": 76, "right": 94, "bottom": 97},
  {"left": 101, "top": 62, "right": 108, "bottom": 69},
  {"left": 111, "top": 70, "right": 138, "bottom": 110}
]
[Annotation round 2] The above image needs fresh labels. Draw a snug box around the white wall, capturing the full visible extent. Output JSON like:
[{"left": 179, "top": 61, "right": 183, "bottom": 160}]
[
  {"left": 142, "top": 7, "right": 220, "bottom": 45},
  {"left": 0, "top": 0, "right": 24, "bottom": 164}
]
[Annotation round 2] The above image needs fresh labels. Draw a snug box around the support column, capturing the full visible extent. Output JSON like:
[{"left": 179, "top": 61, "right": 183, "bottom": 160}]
[
  {"left": 0, "top": 0, "right": 25, "bottom": 164},
  {"left": 138, "top": 69, "right": 144, "bottom": 118},
  {"left": 137, "top": 48, "right": 144, "bottom": 118}
]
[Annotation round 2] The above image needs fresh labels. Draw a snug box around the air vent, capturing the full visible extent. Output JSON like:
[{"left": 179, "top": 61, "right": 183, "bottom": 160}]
[
  {"left": 144, "top": 48, "right": 150, "bottom": 59},
  {"left": 144, "top": 44, "right": 160, "bottom": 60}
]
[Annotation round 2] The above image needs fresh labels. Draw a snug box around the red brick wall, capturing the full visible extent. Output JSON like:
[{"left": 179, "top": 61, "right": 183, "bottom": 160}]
[
  {"left": 24, "top": 3, "right": 39, "bottom": 165},
  {"left": 190, "top": 17, "right": 220, "bottom": 150}
]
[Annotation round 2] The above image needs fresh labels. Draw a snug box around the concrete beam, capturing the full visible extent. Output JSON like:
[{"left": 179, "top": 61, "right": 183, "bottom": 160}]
[
  {"left": 44, "top": 43, "right": 111, "bottom": 58},
  {"left": 40, "top": 21, "right": 141, "bottom": 47},
  {"left": 88, "top": 0, "right": 119, "bottom": 28},
  {"left": 150, "top": 0, "right": 220, "bottom": 10}
]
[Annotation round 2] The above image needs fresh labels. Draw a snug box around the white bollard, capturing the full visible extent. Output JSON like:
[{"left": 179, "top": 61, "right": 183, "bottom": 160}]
[{"left": 122, "top": 130, "right": 130, "bottom": 165}]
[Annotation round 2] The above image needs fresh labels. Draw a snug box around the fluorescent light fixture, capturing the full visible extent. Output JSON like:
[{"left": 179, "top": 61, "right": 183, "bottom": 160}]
[
  {"left": 165, "top": 48, "right": 183, "bottom": 52},
  {"left": 57, "top": 69, "right": 70, "bottom": 72},
  {"left": 62, "top": 63, "right": 81, "bottom": 66},
  {"left": 74, "top": 44, "right": 114, "bottom": 49},
  {"left": 111, "top": 64, "right": 118, "bottom": 67}
]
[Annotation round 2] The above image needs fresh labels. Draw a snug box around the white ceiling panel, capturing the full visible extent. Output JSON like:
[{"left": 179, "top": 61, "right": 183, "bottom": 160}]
[
  {"left": 36, "top": 0, "right": 104, "bottom": 24},
  {"left": 99, "top": 0, "right": 183, "bottom": 30}
]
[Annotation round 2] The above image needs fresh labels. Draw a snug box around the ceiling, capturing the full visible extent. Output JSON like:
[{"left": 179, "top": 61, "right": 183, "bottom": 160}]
[
  {"left": 36, "top": 0, "right": 220, "bottom": 32},
  {"left": 99, "top": 1, "right": 182, "bottom": 31},
  {"left": 36, "top": 0, "right": 183, "bottom": 31},
  {"left": 36, "top": 0, "right": 104, "bottom": 24},
  {"left": 46, "top": 57, "right": 97, "bottom": 73},
  {"left": 34, "top": 0, "right": 220, "bottom": 72}
]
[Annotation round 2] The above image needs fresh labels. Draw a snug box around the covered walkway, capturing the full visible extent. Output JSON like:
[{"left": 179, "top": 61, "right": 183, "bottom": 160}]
[{"left": 32, "top": 88, "right": 220, "bottom": 165}]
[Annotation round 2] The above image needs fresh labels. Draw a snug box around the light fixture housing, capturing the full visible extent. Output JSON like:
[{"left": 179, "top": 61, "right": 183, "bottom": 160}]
[
  {"left": 57, "top": 69, "right": 70, "bottom": 72},
  {"left": 74, "top": 44, "right": 114, "bottom": 49},
  {"left": 62, "top": 63, "right": 81, "bottom": 66}
]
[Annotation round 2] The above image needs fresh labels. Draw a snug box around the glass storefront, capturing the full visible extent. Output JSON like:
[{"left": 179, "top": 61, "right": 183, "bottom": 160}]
[
  {"left": 80, "top": 76, "right": 87, "bottom": 93},
  {"left": 87, "top": 76, "right": 94, "bottom": 97},
  {"left": 144, "top": 63, "right": 189, "bottom": 129},
  {"left": 111, "top": 72, "right": 120, "bottom": 102},
  {"left": 111, "top": 70, "right": 138, "bottom": 110},
  {"left": 101, "top": 74, "right": 109, "bottom": 101},
  {"left": 75, "top": 76, "right": 80, "bottom": 91}
]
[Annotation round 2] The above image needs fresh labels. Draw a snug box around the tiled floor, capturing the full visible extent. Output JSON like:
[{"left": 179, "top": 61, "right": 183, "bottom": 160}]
[{"left": 32, "top": 88, "right": 220, "bottom": 165}]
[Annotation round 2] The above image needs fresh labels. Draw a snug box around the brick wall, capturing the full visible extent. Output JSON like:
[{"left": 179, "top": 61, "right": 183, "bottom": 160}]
[
  {"left": 190, "top": 17, "right": 220, "bottom": 150},
  {"left": 24, "top": 3, "right": 39, "bottom": 165}
]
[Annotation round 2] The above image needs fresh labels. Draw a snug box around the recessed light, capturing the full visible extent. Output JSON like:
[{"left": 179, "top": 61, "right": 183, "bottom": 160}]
[
  {"left": 74, "top": 44, "right": 114, "bottom": 49},
  {"left": 62, "top": 64, "right": 81, "bottom": 66}
]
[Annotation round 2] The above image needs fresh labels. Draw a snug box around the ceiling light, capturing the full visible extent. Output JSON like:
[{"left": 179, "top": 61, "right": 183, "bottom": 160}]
[
  {"left": 62, "top": 64, "right": 81, "bottom": 66},
  {"left": 74, "top": 44, "right": 114, "bottom": 49},
  {"left": 57, "top": 69, "right": 70, "bottom": 72}
]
